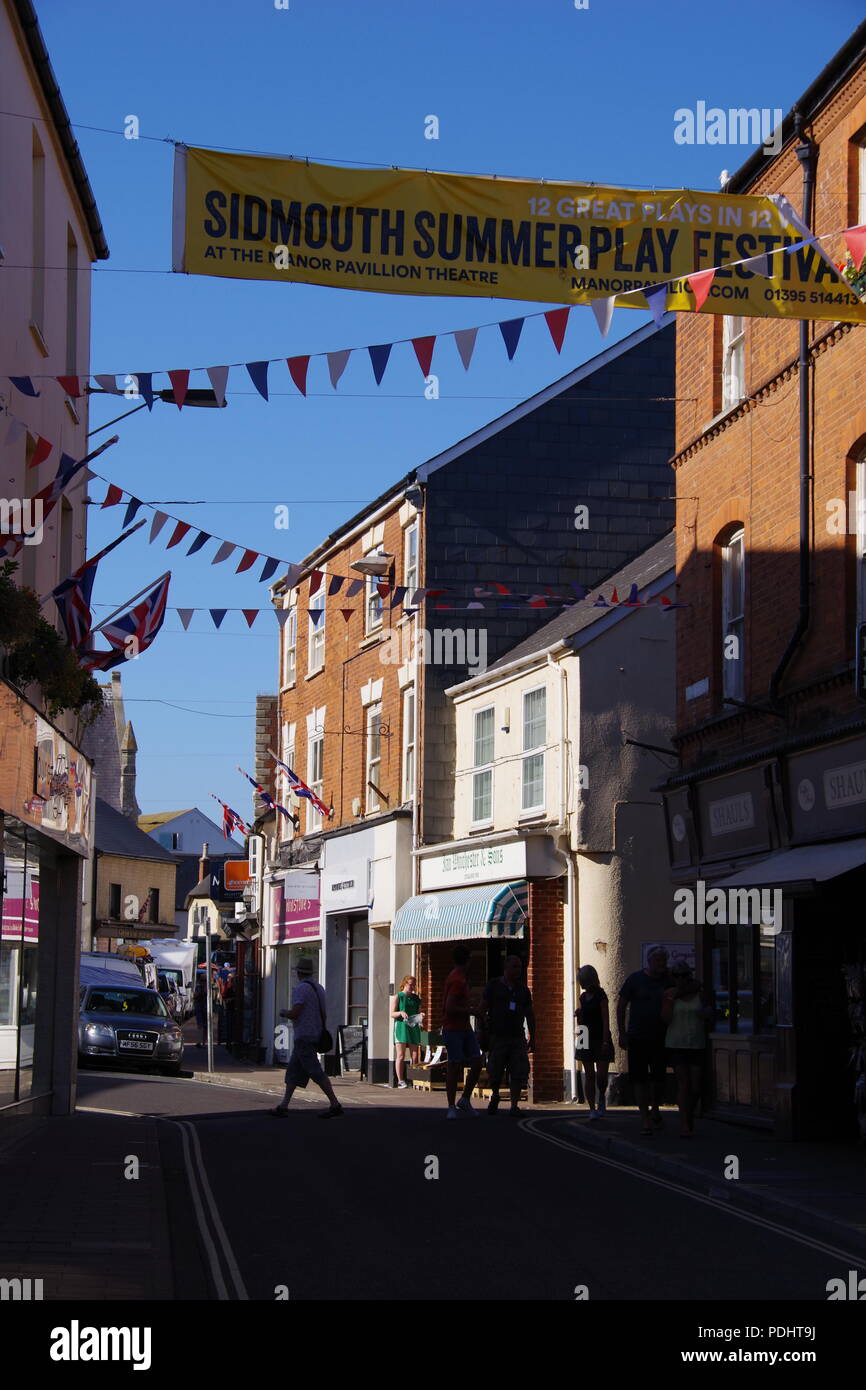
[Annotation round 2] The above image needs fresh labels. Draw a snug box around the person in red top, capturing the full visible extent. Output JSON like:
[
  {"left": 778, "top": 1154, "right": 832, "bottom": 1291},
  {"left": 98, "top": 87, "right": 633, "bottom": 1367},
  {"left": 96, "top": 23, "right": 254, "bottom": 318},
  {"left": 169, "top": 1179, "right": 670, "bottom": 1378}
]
[{"left": 442, "top": 944, "right": 482, "bottom": 1118}]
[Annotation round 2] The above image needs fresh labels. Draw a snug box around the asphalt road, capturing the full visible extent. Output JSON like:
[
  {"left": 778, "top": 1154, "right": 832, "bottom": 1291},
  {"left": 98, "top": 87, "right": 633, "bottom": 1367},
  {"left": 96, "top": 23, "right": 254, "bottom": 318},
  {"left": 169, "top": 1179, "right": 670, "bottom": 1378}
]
[{"left": 75, "top": 1070, "right": 854, "bottom": 1305}]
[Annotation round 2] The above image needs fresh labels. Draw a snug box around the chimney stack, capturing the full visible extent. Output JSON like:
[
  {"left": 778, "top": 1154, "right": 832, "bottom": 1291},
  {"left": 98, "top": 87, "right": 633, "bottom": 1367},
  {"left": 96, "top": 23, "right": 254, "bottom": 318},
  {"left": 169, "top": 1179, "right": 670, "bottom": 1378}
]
[{"left": 199, "top": 842, "right": 210, "bottom": 882}]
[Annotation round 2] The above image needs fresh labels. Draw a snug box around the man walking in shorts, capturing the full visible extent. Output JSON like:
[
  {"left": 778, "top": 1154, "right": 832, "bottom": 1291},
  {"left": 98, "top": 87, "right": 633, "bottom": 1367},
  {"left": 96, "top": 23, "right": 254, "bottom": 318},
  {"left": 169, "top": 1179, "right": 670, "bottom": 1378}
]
[
  {"left": 484, "top": 955, "right": 535, "bottom": 1115},
  {"left": 617, "top": 946, "right": 670, "bottom": 1134},
  {"left": 442, "top": 944, "right": 483, "bottom": 1119},
  {"left": 269, "top": 958, "right": 343, "bottom": 1120}
]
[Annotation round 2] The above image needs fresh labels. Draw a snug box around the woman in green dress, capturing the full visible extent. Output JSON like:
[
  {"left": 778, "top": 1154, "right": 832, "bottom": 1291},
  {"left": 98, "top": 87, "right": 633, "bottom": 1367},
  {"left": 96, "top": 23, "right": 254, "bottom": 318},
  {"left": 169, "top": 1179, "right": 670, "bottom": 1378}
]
[{"left": 392, "top": 974, "right": 423, "bottom": 1089}]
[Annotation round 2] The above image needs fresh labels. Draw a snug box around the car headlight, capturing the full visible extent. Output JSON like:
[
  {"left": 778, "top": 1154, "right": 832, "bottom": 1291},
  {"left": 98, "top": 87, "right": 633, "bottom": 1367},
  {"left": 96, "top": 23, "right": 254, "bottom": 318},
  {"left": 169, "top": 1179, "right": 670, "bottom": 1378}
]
[
  {"left": 85, "top": 1023, "right": 115, "bottom": 1042},
  {"left": 165, "top": 1027, "right": 182, "bottom": 1040}
]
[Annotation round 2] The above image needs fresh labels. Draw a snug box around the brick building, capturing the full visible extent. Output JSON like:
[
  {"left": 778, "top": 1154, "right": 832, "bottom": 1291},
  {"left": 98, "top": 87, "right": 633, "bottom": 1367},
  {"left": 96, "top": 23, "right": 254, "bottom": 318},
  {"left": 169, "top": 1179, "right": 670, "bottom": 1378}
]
[
  {"left": 260, "top": 317, "right": 676, "bottom": 1085},
  {"left": 660, "top": 22, "right": 866, "bottom": 1138}
]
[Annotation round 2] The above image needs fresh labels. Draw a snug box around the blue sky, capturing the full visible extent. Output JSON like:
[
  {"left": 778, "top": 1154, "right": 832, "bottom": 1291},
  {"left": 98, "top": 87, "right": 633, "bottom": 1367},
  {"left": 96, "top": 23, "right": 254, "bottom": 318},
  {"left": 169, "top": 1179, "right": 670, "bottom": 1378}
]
[{"left": 34, "top": 0, "right": 862, "bottom": 815}]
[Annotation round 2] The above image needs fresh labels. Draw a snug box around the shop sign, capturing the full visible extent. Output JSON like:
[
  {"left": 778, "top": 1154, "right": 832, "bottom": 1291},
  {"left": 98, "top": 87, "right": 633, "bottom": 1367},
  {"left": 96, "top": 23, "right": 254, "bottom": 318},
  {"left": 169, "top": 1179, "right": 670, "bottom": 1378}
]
[
  {"left": 708, "top": 792, "right": 755, "bottom": 836},
  {"left": 787, "top": 735, "right": 866, "bottom": 843},
  {"left": 271, "top": 877, "right": 320, "bottom": 945},
  {"left": 0, "top": 685, "right": 92, "bottom": 854},
  {"left": 696, "top": 767, "right": 772, "bottom": 862},
  {"left": 824, "top": 760, "right": 866, "bottom": 810},
  {"left": 322, "top": 860, "right": 369, "bottom": 910},
  {"left": 420, "top": 840, "right": 526, "bottom": 891},
  {"left": 1, "top": 863, "right": 39, "bottom": 942}
]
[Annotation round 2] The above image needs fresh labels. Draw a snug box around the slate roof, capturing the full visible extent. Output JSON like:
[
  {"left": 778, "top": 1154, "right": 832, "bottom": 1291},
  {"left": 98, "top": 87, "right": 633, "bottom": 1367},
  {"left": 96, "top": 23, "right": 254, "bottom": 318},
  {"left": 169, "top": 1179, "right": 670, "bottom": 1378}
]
[
  {"left": 95, "top": 799, "right": 179, "bottom": 862},
  {"left": 484, "top": 531, "right": 675, "bottom": 672}
]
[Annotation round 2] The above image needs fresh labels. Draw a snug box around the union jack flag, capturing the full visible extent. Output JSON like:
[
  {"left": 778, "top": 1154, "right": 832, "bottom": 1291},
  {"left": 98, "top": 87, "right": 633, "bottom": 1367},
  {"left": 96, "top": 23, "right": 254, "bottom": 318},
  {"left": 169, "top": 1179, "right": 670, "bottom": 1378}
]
[
  {"left": 47, "top": 521, "right": 146, "bottom": 652},
  {"left": 269, "top": 750, "right": 332, "bottom": 820},
  {"left": 210, "top": 794, "right": 249, "bottom": 841},
  {"left": 79, "top": 573, "right": 171, "bottom": 673},
  {"left": 236, "top": 766, "right": 295, "bottom": 822}
]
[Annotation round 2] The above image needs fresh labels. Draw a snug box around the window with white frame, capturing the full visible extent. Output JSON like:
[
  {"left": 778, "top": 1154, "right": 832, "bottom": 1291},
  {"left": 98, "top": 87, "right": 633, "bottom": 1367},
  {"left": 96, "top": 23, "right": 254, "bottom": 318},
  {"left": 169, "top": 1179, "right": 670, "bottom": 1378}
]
[
  {"left": 472, "top": 707, "right": 494, "bottom": 824},
  {"left": 521, "top": 688, "right": 546, "bottom": 812},
  {"left": 283, "top": 605, "right": 297, "bottom": 686},
  {"left": 366, "top": 703, "right": 382, "bottom": 812},
  {"left": 721, "top": 316, "right": 745, "bottom": 411},
  {"left": 402, "top": 686, "right": 416, "bottom": 803},
  {"left": 280, "top": 721, "right": 296, "bottom": 819},
  {"left": 365, "top": 551, "right": 385, "bottom": 633},
  {"left": 856, "top": 458, "right": 866, "bottom": 630},
  {"left": 404, "top": 523, "right": 419, "bottom": 598},
  {"left": 308, "top": 580, "right": 325, "bottom": 674},
  {"left": 307, "top": 729, "right": 324, "bottom": 831},
  {"left": 859, "top": 136, "right": 866, "bottom": 228},
  {"left": 722, "top": 528, "right": 745, "bottom": 704}
]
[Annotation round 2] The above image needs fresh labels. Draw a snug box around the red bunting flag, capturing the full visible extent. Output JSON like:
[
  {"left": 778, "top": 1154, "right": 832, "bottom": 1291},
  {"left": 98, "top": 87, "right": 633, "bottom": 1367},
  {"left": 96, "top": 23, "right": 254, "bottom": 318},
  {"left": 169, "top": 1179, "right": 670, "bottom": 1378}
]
[
  {"left": 56, "top": 376, "right": 82, "bottom": 398},
  {"left": 101, "top": 483, "right": 124, "bottom": 509},
  {"left": 340, "top": 609, "right": 354, "bottom": 622},
  {"left": 287, "top": 356, "right": 310, "bottom": 396},
  {"left": 308, "top": 570, "right": 324, "bottom": 596},
  {"left": 242, "top": 609, "right": 259, "bottom": 628},
  {"left": 29, "top": 436, "right": 52, "bottom": 469},
  {"left": 844, "top": 224, "right": 866, "bottom": 269},
  {"left": 166, "top": 521, "right": 192, "bottom": 549},
  {"left": 236, "top": 549, "right": 258, "bottom": 574},
  {"left": 167, "top": 369, "right": 190, "bottom": 409},
  {"left": 686, "top": 270, "right": 716, "bottom": 311},
  {"left": 610, "top": 587, "right": 620, "bottom": 603},
  {"left": 412, "top": 336, "right": 436, "bottom": 377},
  {"left": 544, "top": 307, "right": 570, "bottom": 353}
]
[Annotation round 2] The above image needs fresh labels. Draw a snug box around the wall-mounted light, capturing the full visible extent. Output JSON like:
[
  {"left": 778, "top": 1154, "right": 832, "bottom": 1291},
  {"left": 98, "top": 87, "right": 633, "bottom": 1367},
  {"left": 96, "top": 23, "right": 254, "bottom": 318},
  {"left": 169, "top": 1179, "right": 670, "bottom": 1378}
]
[{"left": 501, "top": 706, "right": 510, "bottom": 733}]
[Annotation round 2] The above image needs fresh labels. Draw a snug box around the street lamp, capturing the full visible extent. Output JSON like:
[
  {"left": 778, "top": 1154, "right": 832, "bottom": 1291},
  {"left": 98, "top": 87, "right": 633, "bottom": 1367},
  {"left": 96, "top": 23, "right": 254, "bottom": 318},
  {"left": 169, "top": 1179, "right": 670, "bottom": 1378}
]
[{"left": 86, "top": 388, "right": 227, "bottom": 438}]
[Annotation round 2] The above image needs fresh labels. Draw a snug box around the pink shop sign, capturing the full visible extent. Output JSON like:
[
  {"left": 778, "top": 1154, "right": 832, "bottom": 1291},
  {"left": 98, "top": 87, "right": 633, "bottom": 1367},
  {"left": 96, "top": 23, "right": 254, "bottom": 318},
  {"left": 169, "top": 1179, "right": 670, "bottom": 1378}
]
[{"left": 270, "top": 879, "right": 320, "bottom": 945}]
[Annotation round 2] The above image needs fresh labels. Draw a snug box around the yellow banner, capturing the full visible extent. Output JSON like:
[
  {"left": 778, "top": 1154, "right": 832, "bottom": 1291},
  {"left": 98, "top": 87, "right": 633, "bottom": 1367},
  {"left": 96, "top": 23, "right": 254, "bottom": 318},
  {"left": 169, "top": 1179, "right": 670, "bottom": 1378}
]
[{"left": 173, "top": 146, "right": 866, "bottom": 323}]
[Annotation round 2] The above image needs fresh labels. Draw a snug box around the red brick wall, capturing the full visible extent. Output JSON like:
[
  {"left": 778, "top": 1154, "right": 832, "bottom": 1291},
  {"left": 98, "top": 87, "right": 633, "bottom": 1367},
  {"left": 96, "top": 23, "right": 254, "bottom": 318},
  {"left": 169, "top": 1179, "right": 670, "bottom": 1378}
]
[
  {"left": 527, "top": 878, "right": 565, "bottom": 1103},
  {"left": 674, "top": 66, "right": 866, "bottom": 770}
]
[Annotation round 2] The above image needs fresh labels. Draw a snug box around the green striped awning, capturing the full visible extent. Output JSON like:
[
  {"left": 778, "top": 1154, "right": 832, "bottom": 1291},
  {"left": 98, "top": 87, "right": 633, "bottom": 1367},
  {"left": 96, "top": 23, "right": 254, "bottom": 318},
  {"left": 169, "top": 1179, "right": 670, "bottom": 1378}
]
[{"left": 392, "top": 881, "right": 527, "bottom": 944}]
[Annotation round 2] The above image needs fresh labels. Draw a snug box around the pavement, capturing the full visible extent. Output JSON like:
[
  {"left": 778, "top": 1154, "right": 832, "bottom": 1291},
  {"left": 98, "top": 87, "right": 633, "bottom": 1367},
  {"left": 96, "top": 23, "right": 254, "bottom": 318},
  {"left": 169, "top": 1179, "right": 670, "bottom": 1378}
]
[{"left": 0, "top": 1032, "right": 864, "bottom": 1301}]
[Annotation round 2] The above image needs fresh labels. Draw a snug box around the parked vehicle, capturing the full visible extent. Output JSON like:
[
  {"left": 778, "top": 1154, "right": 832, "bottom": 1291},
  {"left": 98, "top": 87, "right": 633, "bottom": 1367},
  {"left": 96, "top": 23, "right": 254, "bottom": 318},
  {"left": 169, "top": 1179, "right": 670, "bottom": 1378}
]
[
  {"left": 138, "top": 940, "right": 198, "bottom": 1018},
  {"left": 156, "top": 970, "right": 183, "bottom": 1021},
  {"left": 78, "top": 983, "right": 184, "bottom": 1076},
  {"left": 80, "top": 951, "right": 144, "bottom": 986}
]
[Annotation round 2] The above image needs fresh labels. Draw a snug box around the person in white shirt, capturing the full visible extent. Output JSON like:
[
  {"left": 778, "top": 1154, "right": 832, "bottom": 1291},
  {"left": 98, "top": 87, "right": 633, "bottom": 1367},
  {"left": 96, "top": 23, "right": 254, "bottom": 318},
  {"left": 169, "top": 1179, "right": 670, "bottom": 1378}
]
[{"left": 269, "top": 959, "right": 343, "bottom": 1120}]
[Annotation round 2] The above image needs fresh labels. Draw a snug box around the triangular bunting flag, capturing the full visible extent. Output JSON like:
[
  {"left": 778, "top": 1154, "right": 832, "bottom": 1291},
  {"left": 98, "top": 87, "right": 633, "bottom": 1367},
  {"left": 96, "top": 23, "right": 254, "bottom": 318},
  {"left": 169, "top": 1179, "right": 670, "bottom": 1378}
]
[
  {"left": 101, "top": 484, "right": 124, "bottom": 509},
  {"left": 527, "top": 595, "right": 548, "bottom": 608},
  {"left": 166, "top": 520, "right": 192, "bottom": 548},
  {"left": 686, "top": 270, "right": 716, "bottom": 311},
  {"left": 376, "top": 581, "right": 390, "bottom": 598},
  {"left": 236, "top": 548, "right": 258, "bottom": 573},
  {"left": 389, "top": 586, "right": 407, "bottom": 607},
  {"left": 211, "top": 540, "right": 235, "bottom": 565},
  {"left": 149, "top": 510, "right": 169, "bottom": 541},
  {"left": 9, "top": 377, "right": 39, "bottom": 397},
  {"left": 412, "top": 336, "right": 436, "bottom": 377},
  {"left": 610, "top": 587, "right": 620, "bottom": 603},
  {"left": 544, "top": 307, "right": 570, "bottom": 353},
  {"left": 136, "top": 373, "right": 154, "bottom": 410},
  {"left": 123, "top": 497, "right": 143, "bottom": 528},
  {"left": 275, "top": 609, "right": 292, "bottom": 628},
  {"left": 328, "top": 575, "right": 345, "bottom": 595},
  {"left": 307, "top": 607, "right": 324, "bottom": 626},
  {"left": 844, "top": 224, "right": 866, "bottom": 270},
  {"left": 368, "top": 343, "right": 392, "bottom": 385},
  {"left": 499, "top": 318, "right": 524, "bottom": 361},
  {"left": 210, "top": 609, "right": 227, "bottom": 630},
  {"left": 246, "top": 361, "right": 269, "bottom": 400},
  {"left": 592, "top": 594, "right": 610, "bottom": 607},
  {"left": 340, "top": 609, "right": 354, "bottom": 622},
  {"left": 29, "top": 436, "right": 52, "bottom": 469},
  {"left": 346, "top": 578, "right": 365, "bottom": 597},
  {"left": 623, "top": 583, "right": 642, "bottom": 606},
  {"left": 186, "top": 530, "right": 210, "bottom": 556},
  {"left": 94, "top": 374, "right": 121, "bottom": 395},
  {"left": 177, "top": 609, "right": 194, "bottom": 631},
  {"left": 206, "top": 365, "right": 229, "bottom": 407},
  {"left": 56, "top": 376, "right": 82, "bottom": 398},
  {"left": 259, "top": 556, "right": 279, "bottom": 583},
  {"left": 308, "top": 571, "right": 324, "bottom": 596},
  {"left": 327, "top": 349, "right": 351, "bottom": 389},
  {"left": 741, "top": 253, "right": 772, "bottom": 278},
  {"left": 167, "top": 369, "right": 190, "bottom": 409},
  {"left": 591, "top": 296, "right": 616, "bottom": 337},
  {"left": 287, "top": 356, "right": 310, "bottom": 396},
  {"left": 643, "top": 283, "right": 669, "bottom": 326},
  {"left": 242, "top": 609, "right": 259, "bottom": 628},
  {"left": 454, "top": 327, "right": 478, "bottom": 371}
]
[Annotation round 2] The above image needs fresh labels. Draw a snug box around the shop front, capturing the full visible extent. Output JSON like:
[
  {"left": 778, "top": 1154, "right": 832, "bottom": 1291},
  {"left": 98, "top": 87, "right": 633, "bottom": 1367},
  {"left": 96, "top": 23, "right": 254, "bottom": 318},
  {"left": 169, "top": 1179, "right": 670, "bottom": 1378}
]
[
  {"left": 663, "top": 732, "right": 866, "bottom": 1140},
  {"left": 265, "top": 870, "right": 321, "bottom": 1066},
  {"left": 397, "top": 837, "right": 567, "bottom": 1102},
  {"left": 320, "top": 845, "right": 372, "bottom": 1078},
  {"left": 0, "top": 683, "right": 93, "bottom": 1121}
]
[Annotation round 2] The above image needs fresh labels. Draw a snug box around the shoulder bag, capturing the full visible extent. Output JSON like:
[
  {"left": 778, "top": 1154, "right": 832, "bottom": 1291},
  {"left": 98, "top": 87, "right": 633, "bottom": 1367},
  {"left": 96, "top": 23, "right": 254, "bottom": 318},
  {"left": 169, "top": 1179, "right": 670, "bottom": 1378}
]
[{"left": 306, "top": 981, "right": 333, "bottom": 1052}]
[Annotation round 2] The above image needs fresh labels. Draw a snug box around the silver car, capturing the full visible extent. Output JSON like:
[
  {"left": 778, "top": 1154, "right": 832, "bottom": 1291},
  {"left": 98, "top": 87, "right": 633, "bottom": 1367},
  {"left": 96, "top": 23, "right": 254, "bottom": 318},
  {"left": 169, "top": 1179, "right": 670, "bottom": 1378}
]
[{"left": 78, "top": 984, "right": 185, "bottom": 1076}]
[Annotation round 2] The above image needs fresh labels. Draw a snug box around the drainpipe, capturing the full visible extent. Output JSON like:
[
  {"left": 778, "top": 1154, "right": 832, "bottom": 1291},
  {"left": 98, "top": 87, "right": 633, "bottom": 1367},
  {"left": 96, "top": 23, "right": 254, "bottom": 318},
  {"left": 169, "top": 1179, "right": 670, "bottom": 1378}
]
[
  {"left": 769, "top": 112, "right": 815, "bottom": 707},
  {"left": 550, "top": 652, "right": 577, "bottom": 1101}
]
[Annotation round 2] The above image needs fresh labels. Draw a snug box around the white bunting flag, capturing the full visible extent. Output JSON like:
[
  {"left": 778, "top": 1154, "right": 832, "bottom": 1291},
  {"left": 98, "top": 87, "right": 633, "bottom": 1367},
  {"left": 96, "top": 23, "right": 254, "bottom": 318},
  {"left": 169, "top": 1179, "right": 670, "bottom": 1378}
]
[
  {"left": 327, "top": 350, "right": 351, "bottom": 390},
  {"left": 206, "top": 365, "right": 229, "bottom": 407}
]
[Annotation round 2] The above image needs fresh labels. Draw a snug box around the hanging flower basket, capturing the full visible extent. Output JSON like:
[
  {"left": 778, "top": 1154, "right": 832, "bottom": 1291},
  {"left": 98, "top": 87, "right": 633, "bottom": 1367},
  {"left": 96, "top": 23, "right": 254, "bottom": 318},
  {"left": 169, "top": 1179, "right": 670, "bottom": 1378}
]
[{"left": 838, "top": 251, "right": 866, "bottom": 302}]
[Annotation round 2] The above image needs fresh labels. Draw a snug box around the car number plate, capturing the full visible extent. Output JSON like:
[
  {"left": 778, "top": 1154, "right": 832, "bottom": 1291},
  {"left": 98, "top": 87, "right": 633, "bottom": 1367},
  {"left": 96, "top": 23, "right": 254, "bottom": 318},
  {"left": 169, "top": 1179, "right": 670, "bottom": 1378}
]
[{"left": 119, "top": 1040, "right": 153, "bottom": 1051}]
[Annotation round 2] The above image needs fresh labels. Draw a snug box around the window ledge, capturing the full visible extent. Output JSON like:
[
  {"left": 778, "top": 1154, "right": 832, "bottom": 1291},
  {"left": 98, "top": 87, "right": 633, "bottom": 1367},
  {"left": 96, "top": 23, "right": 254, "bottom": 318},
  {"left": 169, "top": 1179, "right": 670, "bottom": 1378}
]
[
  {"left": 518, "top": 809, "right": 547, "bottom": 823},
  {"left": 469, "top": 820, "right": 494, "bottom": 833},
  {"left": 29, "top": 322, "right": 49, "bottom": 357},
  {"left": 359, "top": 633, "right": 382, "bottom": 650},
  {"left": 700, "top": 397, "right": 747, "bottom": 435},
  {"left": 279, "top": 682, "right": 296, "bottom": 694},
  {"left": 304, "top": 668, "right": 324, "bottom": 682}
]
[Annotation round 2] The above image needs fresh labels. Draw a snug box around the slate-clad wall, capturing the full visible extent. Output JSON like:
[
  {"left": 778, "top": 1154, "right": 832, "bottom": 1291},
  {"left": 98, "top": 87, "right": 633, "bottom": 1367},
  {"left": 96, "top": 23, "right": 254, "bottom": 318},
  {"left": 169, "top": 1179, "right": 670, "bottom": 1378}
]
[{"left": 421, "top": 321, "right": 676, "bottom": 843}]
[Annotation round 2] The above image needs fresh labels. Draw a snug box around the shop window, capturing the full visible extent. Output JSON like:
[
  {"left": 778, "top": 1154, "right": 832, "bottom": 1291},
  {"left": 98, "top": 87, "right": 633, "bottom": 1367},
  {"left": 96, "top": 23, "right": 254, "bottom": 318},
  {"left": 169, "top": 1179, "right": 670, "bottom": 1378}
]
[
  {"left": 721, "top": 527, "right": 745, "bottom": 705},
  {"left": 308, "top": 581, "right": 325, "bottom": 674},
  {"left": 109, "top": 883, "right": 122, "bottom": 919},
  {"left": 721, "top": 316, "right": 745, "bottom": 411},
  {"left": 709, "top": 921, "right": 776, "bottom": 1035},
  {"left": 521, "top": 688, "right": 546, "bottom": 812},
  {"left": 472, "top": 706, "right": 494, "bottom": 824},
  {"left": 149, "top": 889, "right": 160, "bottom": 925},
  {"left": 734, "top": 923, "right": 754, "bottom": 1034},
  {"left": 366, "top": 703, "right": 382, "bottom": 812},
  {"left": 347, "top": 918, "right": 368, "bottom": 1027},
  {"left": 402, "top": 686, "right": 415, "bottom": 804}
]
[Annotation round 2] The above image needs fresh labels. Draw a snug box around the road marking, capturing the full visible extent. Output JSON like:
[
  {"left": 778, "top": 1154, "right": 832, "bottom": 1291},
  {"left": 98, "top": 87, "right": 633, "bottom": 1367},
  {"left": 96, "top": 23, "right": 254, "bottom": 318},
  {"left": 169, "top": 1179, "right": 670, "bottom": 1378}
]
[
  {"left": 77, "top": 1104, "right": 144, "bottom": 1118},
  {"left": 166, "top": 1119, "right": 248, "bottom": 1301},
  {"left": 519, "top": 1116, "right": 865, "bottom": 1265}
]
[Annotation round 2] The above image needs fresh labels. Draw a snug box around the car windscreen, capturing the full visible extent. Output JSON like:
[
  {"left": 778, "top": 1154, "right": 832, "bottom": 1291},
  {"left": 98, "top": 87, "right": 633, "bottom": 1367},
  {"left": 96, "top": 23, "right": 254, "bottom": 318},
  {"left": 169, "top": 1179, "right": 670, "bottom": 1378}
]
[{"left": 85, "top": 989, "right": 168, "bottom": 1018}]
